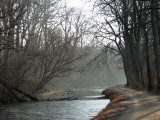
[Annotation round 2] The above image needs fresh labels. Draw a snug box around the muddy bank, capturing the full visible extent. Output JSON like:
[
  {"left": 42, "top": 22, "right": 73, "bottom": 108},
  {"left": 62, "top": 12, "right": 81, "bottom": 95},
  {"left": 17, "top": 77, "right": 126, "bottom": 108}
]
[
  {"left": 0, "top": 87, "right": 105, "bottom": 104},
  {"left": 37, "top": 88, "right": 105, "bottom": 101},
  {"left": 91, "top": 85, "right": 128, "bottom": 120}
]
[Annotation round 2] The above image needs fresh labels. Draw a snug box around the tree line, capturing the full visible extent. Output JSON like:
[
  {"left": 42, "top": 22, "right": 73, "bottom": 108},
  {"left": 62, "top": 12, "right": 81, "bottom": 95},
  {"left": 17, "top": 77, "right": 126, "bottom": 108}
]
[
  {"left": 0, "top": 0, "right": 90, "bottom": 103},
  {"left": 95, "top": 0, "right": 160, "bottom": 90}
]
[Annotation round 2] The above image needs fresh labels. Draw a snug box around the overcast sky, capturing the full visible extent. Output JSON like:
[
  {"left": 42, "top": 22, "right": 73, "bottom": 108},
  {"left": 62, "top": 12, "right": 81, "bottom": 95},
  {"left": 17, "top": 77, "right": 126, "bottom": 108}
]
[{"left": 65, "top": 0, "right": 94, "bottom": 12}]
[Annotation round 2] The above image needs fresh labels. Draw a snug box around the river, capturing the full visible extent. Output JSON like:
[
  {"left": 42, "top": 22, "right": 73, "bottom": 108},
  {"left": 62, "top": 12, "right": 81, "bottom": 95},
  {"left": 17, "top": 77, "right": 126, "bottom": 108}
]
[{"left": 0, "top": 89, "right": 109, "bottom": 120}]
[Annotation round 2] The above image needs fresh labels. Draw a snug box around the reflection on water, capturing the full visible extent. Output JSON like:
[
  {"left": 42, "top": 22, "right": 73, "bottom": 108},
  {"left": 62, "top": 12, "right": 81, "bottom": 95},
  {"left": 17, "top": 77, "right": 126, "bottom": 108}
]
[{"left": 0, "top": 98, "right": 109, "bottom": 120}]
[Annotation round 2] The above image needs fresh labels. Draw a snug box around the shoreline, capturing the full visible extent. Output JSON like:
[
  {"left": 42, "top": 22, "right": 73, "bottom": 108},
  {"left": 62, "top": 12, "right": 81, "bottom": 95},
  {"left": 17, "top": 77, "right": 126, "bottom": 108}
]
[
  {"left": 92, "top": 84, "right": 160, "bottom": 120},
  {"left": 91, "top": 85, "right": 127, "bottom": 120},
  {"left": 0, "top": 88, "right": 106, "bottom": 105}
]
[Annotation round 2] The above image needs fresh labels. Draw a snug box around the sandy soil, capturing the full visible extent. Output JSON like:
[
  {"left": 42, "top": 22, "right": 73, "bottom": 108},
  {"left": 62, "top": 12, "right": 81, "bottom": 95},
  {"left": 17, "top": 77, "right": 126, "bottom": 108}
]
[{"left": 92, "top": 85, "right": 160, "bottom": 120}]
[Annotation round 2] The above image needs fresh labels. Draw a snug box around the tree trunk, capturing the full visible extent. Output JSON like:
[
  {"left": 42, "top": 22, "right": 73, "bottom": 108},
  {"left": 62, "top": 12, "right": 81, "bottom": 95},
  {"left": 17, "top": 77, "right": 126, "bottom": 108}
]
[
  {"left": 151, "top": 0, "right": 160, "bottom": 90},
  {"left": 0, "top": 79, "right": 38, "bottom": 101}
]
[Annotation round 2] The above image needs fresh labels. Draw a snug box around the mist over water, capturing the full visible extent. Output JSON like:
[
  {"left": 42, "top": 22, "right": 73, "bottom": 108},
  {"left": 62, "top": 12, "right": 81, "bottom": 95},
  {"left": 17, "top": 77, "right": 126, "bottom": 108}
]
[
  {"left": 47, "top": 48, "right": 126, "bottom": 92},
  {"left": 48, "top": 67, "right": 126, "bottom": 91}
]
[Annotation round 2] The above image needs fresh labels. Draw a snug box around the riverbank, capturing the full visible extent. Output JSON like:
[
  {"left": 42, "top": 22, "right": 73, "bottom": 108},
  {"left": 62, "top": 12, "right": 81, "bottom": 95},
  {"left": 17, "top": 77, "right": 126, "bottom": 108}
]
[
  {"left": 92, "top": 85, "right": 160, "bottom": 120},
  {"left": 0, "top": 87, "right": 106, "bottom": 104}
]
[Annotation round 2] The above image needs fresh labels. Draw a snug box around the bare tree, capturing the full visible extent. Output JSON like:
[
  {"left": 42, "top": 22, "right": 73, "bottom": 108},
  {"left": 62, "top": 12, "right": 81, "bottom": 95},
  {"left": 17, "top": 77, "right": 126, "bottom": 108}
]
[
  {"left": 95, "top": 0, "right": 160, "bottom": 90},
  {"left": 0, "top": 0, "right": 89, "bottom": 103}
]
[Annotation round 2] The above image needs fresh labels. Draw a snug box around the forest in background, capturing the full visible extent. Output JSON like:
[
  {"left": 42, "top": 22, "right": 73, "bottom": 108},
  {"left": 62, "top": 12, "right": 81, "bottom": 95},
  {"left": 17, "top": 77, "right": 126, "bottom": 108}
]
[{"left": 47, "top": 47, "right": 125, "bottom": 91}]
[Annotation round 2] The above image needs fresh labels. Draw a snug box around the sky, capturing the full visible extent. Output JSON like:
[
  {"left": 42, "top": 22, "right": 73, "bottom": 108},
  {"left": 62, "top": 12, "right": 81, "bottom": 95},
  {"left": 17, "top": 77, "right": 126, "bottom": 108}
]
[{"left": 65, "top": 0, "right": 94, "bottom": 12}]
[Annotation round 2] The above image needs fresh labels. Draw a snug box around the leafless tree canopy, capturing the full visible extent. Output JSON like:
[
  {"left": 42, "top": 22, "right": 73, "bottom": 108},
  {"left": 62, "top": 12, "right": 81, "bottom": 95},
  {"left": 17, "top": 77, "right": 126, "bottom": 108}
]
[
  {"left": 0, "top": 0, "right": 90, "bottom": 103},
  {"left": 95, "top": 0, "right": 160, "bottom": 90}
]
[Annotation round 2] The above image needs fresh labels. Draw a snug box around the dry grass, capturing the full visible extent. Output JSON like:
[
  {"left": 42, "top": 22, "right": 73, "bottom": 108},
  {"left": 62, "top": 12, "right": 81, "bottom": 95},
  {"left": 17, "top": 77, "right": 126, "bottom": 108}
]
[{"left": 91, "top": 87, "right": 128, "bottom": 120}]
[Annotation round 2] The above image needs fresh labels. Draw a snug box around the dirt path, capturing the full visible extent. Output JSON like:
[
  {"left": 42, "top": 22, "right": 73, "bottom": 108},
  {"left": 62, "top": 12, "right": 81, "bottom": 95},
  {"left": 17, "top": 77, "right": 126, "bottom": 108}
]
[
  {"left": 117, "top": 86, "right": 160, "bottom": 120},
  {"left": 92, "top": 85, "right": 160, "bottom": 120}
]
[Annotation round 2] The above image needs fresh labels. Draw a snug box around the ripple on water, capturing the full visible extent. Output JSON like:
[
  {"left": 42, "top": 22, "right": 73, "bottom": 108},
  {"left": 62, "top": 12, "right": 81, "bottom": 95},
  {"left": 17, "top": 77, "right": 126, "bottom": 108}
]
[{"left": 0, "top": 98, "right": 110, "bottom": 120}]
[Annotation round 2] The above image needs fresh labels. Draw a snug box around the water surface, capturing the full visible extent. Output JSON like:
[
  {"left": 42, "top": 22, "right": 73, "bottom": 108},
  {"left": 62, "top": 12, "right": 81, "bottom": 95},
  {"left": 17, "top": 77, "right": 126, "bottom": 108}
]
[{"left": 0, "top": 99, "right": 109, "bottom": 120}]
